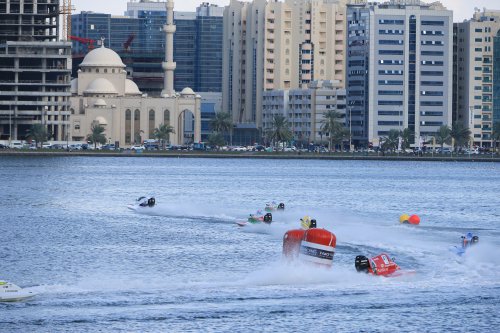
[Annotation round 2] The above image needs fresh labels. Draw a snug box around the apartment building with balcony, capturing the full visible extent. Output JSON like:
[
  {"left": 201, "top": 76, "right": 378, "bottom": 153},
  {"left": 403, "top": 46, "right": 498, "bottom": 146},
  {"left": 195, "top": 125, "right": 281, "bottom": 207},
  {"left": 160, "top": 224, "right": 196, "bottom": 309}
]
[
  {"left": 454, "top": 9, "right": 500, "bottom": 148},
  {"left": 262, "top": 80, "right": 346, "bottom": 146},
  {"left": 223, "top": 0, "right": 346, "bottom": 144}
]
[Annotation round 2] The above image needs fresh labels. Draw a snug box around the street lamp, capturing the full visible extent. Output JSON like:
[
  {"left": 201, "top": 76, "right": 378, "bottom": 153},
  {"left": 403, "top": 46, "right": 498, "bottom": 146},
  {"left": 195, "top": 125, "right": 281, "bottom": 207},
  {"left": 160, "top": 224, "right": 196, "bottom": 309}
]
[
  {"left": 349, "top": 106, "right": 354, "bottom": 152},
  {"left": 469, "top": 106, "right": 474, "bottom": 150},
  {"left": 9, "top": 104, "right": 12, "bottom": 145},
  {"left": 66, "top": 122, "right": 70, "bottom": 150}
]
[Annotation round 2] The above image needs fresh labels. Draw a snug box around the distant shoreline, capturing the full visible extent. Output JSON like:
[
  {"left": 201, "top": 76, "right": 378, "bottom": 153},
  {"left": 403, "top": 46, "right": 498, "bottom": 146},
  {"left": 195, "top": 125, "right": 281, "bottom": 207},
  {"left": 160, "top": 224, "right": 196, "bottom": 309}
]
[{"left": 1, "top": 150, "right": 499, "bottom": 162}]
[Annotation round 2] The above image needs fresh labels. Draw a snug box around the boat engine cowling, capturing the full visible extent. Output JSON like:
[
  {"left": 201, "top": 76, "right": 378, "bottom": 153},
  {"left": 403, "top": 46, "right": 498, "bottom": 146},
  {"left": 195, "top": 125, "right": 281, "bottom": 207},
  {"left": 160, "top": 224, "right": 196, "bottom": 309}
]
[
  {"left": 355, "top": 255, "right": 370, "bottom": 273},
  {"left": 263, "top": 213, "right": 272, "bottom": 223},
  {"left": 299, "top": 228, "right": 336, "bottom": 266}
]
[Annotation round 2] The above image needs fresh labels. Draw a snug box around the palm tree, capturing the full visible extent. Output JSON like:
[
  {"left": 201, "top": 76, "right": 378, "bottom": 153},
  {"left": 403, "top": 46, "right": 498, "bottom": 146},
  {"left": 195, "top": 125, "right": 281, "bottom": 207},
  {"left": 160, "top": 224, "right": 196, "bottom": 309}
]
[
  {"left": 435, "top": 125, "right": 451, "bottom": 151},
  {"left": 86, "top": 122, "right": 107, "bottom": 149},
  {"left": 329, "top": 126, "right": 349, "bottom": 152},
  {"left": 380, "top": 129, "right": 400, "bottom": 152},
  {"left": 321, "top": 110, "right": 345, "bottom": 151},
  {"left": 267, "top": 114, "right": 293, "bottom": 149},
  {"left": 26, "top": 123, "right": 49, "bottom": 148},
  {"left": 154, "top": 123, "right": 175, "bottom": 150},
  {"left": 400, "top": 128, "right": 413, "bottom": 150},
  {"left": 450, "top": 122, "right": 471, "bottom": 152},
  {"left": 207, "top": 132, "right": 225, "bottom": 150},
  {"left": 492, "top": 121, "right": 500, "bottom": 154},
  {"left": 210, "top": 112, "right": 233, "bottom": 145}
]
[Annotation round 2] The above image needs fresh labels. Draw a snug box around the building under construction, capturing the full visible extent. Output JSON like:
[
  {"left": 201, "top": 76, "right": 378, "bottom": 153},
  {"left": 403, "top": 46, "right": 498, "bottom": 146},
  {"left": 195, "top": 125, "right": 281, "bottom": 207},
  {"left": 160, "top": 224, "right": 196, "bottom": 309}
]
[{"left": 0, "top": 0, "right": 71, "bottom": 142}]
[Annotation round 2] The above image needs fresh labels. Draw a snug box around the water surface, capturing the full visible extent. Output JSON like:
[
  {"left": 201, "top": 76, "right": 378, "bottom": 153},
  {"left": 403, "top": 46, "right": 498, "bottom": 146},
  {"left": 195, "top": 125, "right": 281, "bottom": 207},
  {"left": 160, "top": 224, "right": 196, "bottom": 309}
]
[{"left": 1, "top": 157, "right": 499, "bottom": 332}]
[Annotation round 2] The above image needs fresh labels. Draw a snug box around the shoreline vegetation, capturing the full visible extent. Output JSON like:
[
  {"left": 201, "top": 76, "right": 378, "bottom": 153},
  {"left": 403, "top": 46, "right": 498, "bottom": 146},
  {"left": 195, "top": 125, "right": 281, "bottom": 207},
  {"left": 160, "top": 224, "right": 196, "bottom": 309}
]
[{"left": 1, "top": 149, "right": 499, "bottom": 162}]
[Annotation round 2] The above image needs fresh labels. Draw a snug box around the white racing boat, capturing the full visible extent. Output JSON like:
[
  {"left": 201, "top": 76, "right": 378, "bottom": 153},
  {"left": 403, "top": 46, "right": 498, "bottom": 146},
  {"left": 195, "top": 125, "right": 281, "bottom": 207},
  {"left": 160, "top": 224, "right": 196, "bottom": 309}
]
[
  {"left": 0, "top": 280, "right": 36, "bottom": 302},
  {"left": 127, "top": 196, "right": 156, "bottom": 210}
]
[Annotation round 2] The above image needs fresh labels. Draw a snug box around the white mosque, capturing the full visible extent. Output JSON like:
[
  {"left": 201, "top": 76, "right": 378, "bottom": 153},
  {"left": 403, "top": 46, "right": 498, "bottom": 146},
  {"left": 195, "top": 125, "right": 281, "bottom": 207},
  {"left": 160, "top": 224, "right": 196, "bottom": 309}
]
[{"left": 69, "top": 0, "right": 201, "bottom": 147}]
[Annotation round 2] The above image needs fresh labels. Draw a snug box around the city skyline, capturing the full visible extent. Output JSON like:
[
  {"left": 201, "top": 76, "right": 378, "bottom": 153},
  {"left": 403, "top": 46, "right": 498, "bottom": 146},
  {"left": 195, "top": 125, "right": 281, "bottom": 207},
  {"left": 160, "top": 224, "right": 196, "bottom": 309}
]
[{"left": 71, "top": 0, "right": 498, "bottom": 22}]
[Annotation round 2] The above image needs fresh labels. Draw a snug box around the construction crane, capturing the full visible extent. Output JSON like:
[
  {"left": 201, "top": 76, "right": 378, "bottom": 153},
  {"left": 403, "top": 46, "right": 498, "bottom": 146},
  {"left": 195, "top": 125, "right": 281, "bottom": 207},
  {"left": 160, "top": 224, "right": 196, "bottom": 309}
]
[
  {"left": 69, "top": 36, "right": 96, "bottom": 53},
  {"left": 123, "top": 34, "right": 136, "bottom": 52},
  {"left": 60, "top": 0, "right": 75, "bottom": 41}
]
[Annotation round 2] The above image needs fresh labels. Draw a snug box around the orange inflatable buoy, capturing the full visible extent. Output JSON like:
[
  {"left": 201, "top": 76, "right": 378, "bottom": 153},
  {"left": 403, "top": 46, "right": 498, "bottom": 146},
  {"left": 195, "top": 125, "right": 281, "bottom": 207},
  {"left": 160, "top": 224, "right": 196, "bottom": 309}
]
[
  {"left": 298, "top": 228, "right": 336, "bottom": 266},
  {"left": 283, "top": 229, "right": 306, "bottom": 259},
  {"left": 408, "top": 214, "right": 420, "bottom": 225}
]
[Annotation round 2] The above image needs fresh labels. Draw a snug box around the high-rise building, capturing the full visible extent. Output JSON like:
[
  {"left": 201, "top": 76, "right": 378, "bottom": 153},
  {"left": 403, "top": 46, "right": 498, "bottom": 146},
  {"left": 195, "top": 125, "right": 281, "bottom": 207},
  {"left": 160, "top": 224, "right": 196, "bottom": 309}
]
[
  {"left": 454, "top": 9, "right": 500, "bottom": 148},
  {"left": 71, "top": 2, "right": 223, "bottom": 95},
  {"left": 223, "top": 0, "right": 346, "bottom": 143},
  {"left": 0, "top": 0, "right": 71, "bottom": 142},
  {"left": 346, "top": 0, "right": 453, "bottom": 148},
  {"left": 196, "top": 3, "right": 224, "bottom": 93},
  {"left": 494, "top": 30, "right": 500, "bottom": 124}
]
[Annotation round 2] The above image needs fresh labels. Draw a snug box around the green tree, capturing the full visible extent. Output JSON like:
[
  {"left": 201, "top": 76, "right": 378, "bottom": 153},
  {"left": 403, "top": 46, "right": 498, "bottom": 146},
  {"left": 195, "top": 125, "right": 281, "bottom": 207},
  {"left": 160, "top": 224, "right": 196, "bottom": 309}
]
[
  {"left": 435, "top": 125, "right": 451, "bottom": 150},
  {"left": 450, "top": 122, "right": 471, "bottom": 151},
  {"left": 86, "top": 122, "right": 107, "bottom": 149},
  {"left": 154, "top": 123, "right": 175, "bottom": 150},
  {"left": 134, "top": 130, "right": 144, "bottom": 144},
  {"left": 210, "top": 112, "right": 233, "bottom": 145},
  {"left": 400, "top": 128, "right": 413, "bottom": 150},
  {"left": 380, "top": 129, "right": 400, "bottom": 152},
  {"left": 320, "top": 110, "right": 345, "bottom": 151},
  {"left": 267, "top": 114, "right": 293, "bottom": 149},
  {"left": 26, "top": 123, "right": 49, "bottom": 148},
  {"left": 207, "top": 132, "right": 225, "bottom": 150},
  {"left": 492, "top": 121, "right": 500, "bottom": 153},
  {"left": 329, "top": 126, "right": 349, "bottom": 152}
]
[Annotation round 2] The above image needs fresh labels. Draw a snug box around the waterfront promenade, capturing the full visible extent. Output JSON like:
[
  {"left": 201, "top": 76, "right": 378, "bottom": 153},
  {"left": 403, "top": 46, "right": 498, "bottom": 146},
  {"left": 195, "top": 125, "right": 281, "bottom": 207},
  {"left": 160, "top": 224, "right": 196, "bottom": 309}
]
[{"left": 1, "top": 149, "right": 499, "bottom": 162}]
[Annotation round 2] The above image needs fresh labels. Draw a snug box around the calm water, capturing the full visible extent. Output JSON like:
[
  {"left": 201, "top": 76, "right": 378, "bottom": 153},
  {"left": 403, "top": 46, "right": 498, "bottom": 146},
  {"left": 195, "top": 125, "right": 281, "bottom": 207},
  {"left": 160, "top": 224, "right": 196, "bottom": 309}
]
[{"left": 1, "top": 156, "right": 499, "bottom": 332}]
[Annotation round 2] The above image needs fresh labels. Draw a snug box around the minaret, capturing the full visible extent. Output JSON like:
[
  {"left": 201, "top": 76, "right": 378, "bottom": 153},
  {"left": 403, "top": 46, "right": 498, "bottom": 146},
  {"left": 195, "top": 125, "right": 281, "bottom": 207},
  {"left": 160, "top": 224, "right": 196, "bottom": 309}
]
[{"left": 162, "top": 0, "right": 176, "bottom": 96}]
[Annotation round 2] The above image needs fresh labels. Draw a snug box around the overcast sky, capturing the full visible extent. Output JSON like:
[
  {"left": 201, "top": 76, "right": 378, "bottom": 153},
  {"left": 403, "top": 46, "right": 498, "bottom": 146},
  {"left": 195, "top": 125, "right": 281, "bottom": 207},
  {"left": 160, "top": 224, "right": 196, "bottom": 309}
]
[{"left": 72, "top": 0, "right": 498, "bottom": 22}]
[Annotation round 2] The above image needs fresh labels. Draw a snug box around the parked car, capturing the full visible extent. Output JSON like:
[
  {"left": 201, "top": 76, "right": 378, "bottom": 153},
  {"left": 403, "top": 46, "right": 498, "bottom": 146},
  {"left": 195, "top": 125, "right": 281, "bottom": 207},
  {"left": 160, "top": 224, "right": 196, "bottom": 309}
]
[
  {"left": 0, "top": 143, "right": 8, "bottom": 149},
  {"left": 101, "top": 144, "right": 116, "bottom": 150},
  {"left": 10, "top": 141, "right": 24, "bottom": 149},
  {"left": 463, "top": 148, "right": 479, "bottom": 155},
  {"left": 437, "top": 147, "right": 452, "bottom": 154},
  {"left": 131, "top": 145, "right": 145, "bottom": 150}
]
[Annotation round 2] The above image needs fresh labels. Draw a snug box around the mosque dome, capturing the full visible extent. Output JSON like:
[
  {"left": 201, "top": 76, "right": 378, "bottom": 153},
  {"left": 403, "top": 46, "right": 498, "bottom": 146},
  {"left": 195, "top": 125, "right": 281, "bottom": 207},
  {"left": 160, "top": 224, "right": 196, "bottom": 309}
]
[
  {"left": 95, "top": 116, "right": 108, "bottom": 126},
  {"left": 84, "top": 78, "right": 117, "bottom": 95},
  {"left": 94, "top": 99, "right": 107, "bottom": 107},
  {"left": 180, "top": 87, "right": 195, "bottom": 96},
  {"left": 125, "top": 79, "right": 142, "bottom": 95},
  {"left": 70, "top": 78, "right": 78, "bottom": 94},
  {"left": 80, "top": 45, "right": 126, "bottom": 68}
]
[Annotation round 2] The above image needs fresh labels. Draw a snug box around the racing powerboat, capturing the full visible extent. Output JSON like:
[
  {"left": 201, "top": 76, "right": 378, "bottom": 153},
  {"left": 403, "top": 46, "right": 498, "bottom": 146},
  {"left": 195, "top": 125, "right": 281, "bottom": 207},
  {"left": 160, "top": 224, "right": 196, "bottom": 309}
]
[
  {"left": 355, "top": 253, "right": 415, "bottom": 277},
  {"left": 451, "top": 232, "right": 479, "bottom": 256},
  {"left": 127, "top": 196, "right": 156, "bottom": 210},
  {"left": 236, "top": 211, "right": 272, "bottom": 227},
  {"left": 0, "top": 281, "right": 36, "bottom": 302},
  {"left": 300, "top": 216, "right": 317, "bottom": 229},
  {"left": 264, "top": 202, "right": 285, "bottom": 212}
]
